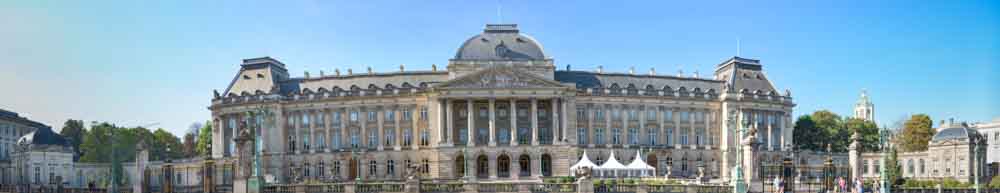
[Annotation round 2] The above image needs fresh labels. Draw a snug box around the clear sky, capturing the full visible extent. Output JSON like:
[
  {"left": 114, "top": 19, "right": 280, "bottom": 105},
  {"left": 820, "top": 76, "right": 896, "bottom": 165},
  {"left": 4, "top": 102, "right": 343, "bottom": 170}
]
[{"left": 1, "top": 0, "right": 997, "bottom": 136}]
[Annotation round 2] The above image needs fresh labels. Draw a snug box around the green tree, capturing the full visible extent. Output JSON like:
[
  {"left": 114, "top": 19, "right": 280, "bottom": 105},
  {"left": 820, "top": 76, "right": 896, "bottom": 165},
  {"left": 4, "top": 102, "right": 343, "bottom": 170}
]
[
  {"left": 812, "top": 110, "right": 849, "bottom": 151},
  {"left": 845, "top": 118, "right": 880, "bottom": 151},
  {"left": 60, "top": 119, "right": 86, "bottom": 160},
  {"left": 80, "top": 122, "right": 115, "bottom": 162},
  {"left": 152, "top": 128, "right": 183, "bottom": 160},
  {"left": 898, "top": 114, "right": 935, "bottom": 152},
  {"left": 793, "top": 115, "right": 822, "bottom": 151},
  {"left": 196, "top": 121, "right": 213, "bottom": 156},
  {"left": 884, "top": 147, "right": 903, "bottom": 185}
]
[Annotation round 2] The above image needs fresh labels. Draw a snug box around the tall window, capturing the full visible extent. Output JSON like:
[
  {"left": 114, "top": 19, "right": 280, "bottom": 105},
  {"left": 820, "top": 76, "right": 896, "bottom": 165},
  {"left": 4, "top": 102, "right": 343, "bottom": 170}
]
[
  {"left": 333, "top": 161, "right": 341, "bottom": 177},
  {"left": 317, "top": 135, "right": 326, "bottom": 149},
  {"left": 368, "top": 131, "right": 377, "bottom": 147},
  {"left": 368, "top": 111, "right": 377, "bottom": 122},
  {"left": 518, "top": 128, "right": 530, "bottom": 145},
  {"left": 595, "top": 110, "right": 605, "bottom": 120},
  {"left": 595, "top": 128, "right": 605, "bottom": 145},
  {"left": 577, "top": 128, "right": 588, "bottom": 145},
  {"left": 350, "top": 130, "right": 360, "bottom": 148},
  {"left": 628, "top": 110, "right": 638, "bottom": 121},
  {"left": 695, "top": 129, "right": 704, "bottom": 145},
  {"left": 647, "top": 110, "right": 656, "bottom": 121},
  {"left": 333, "top": 112, "right": 342, "bottom": 124},
  {"left": 384, "top": 129, "right": 395, "bottom": 146},
  {"left": 863, "top": 160, "right": 870, "bottom": 174},
  {"left": 420, "top": 130, "right": 430, "bottom": 146},
  {"left": 680, "top": 128, "right": 688, "bottom": 145},
  {"left": 387, "top": 160, "right": 396, "bottom": 176},
  {"left": 664, "top": 110, "right": 673, "bottom": 121},
  {"left": 402, "top": 109, "right": 412, "bottom": 121},
  {"left": 317, "top": 112, "right": 326, "bottom": 127},
  {"left": 666, "top": 128, "right": 673, "bottom": 145},
  {"left": 628, "top": 128, "right": 639, "bottom": 145},
  {"left": 612, "top": 110, "right": 621, "bottom": 120},
  {"left": 350, "top": 112, "right": 359, "bottom": 122},
  {"left": 421, "top": 159, "right": 430, "bottom": 174},
  {"left": 680, "top": 111, "right": 689, "bottom": 122},
  {"left": 332, "top": 131, "right": 341, "bottom": 149},
  {"left": 369, "top": 161, "right": 377, "bottom": 176},
  {"left": 385, "top": 111, "right": 395, "bottom": 121},
  {"left": 318, "top": 161, "right": 326, "bottom": 177},
  {"left": 420, "top": 107, "right": 428, "bottom": 120},
  {"left": 303, "top": 112, "right": 311, "bottom": 126},
  {"left": 611, "top": 128, "right": 621, "bottom": 145},
  {"left": 402, "top": 128, "right": 412, "bottom": 146},
  {"left": 647, "top": 128, "right": 657, "bottom": 145}
]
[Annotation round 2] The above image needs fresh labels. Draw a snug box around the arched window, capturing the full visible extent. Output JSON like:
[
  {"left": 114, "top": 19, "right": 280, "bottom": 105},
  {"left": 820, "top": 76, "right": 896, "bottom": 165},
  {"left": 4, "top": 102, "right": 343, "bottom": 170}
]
[
  {"left": 541, "top": 154, "right": 553, "bottom": 176},
  {"left": 455, "top": 154, "right": 465, "bottom": 178},
  {"left": 498, "top": 154, "right": 511, "bottom": 178},
  {"left": 519, "top": 155, "right": 531, "bottom": 177},
  {"left": 476, "top": 155, "right": 489, "bottom": 178}
]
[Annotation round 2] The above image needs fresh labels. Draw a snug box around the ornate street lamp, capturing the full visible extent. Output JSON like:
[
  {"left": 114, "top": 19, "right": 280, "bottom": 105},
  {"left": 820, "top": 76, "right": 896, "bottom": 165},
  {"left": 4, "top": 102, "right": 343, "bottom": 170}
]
[
  {"left": 878, "top": 128, "right": 891, "bottom": 193},
  {"left": 729, "top": 110, "right": 750, "bottom": 193}
]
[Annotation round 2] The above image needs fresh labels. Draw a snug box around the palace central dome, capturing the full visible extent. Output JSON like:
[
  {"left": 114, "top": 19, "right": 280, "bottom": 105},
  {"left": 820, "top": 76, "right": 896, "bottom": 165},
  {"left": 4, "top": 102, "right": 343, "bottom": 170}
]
[{"left": 454, "top": 24, "right": 547, "bottom": 61}]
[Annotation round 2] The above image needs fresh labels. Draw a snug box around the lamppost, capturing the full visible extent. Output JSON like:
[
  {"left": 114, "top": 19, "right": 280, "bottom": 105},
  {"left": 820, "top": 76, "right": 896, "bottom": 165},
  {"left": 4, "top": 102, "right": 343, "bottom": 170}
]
[
  {"left": 729, "top": 110, "right": 749, "bottom": 193},
  {"left": 974, "top": 134, "right": 983, "bottom": 193},
  {"left": 108, "top": 126, "right": 118, "bottom": 193},
  {"left": 878, "top": 128, "right": 891, "bottom": 193}
]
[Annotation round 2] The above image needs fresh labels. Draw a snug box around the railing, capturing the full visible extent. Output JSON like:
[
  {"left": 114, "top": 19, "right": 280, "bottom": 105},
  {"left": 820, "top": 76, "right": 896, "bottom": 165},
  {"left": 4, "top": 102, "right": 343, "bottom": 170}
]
[
  {"left": 594, "top": 184, "right": 638, "bottom": 193},
  {"left": 648, "top": 184, "right": 687, "bottom": 193},
  {"left": 304, "top": 184, "right": 346, "bottom": 193},
  {"left": 478, "top": 183, "right": 517, "bottom": 192},
  {"left": 357, "top": 183, "right": 404, "bottom": 193},
  {"left": 530, "top": 183, "right": 576, "bottom": 193},
  {"left": 176, "top": 185, "right": 203, "bottom": 193},
  {"left": 263, "top": 185, "right": 296, "bottom": 193},
  {"left": 419, "top": 183, "right": 464, "bottom": 193}
]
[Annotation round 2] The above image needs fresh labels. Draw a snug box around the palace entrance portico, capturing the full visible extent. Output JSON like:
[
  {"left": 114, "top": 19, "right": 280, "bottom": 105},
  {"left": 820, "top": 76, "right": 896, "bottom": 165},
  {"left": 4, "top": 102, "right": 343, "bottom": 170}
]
[{"left": 433, "top": 67, "right": 574, "bottom": 148}]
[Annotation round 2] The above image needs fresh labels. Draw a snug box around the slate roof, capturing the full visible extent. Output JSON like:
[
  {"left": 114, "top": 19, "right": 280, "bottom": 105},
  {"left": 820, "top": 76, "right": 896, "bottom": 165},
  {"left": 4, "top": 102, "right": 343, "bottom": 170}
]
[
  {"left": 0, "top": 108, "right": 49, "bottom": 129},
  {"left": 932, "top": 124, "right": 978, "bottom": 142},
  {"left": 16, "top": 126, "right": 68, "bottom": 147},
  {"left": 554, "top": 71, "right": 723, "bottom": 90},
  {"left": 454, "top": 24, "right": 546, "bottom": 61}
]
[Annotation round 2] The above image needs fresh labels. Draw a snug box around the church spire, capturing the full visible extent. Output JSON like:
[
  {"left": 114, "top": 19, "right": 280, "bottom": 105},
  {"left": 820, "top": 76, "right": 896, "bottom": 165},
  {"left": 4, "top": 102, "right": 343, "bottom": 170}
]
[{"left": 853, "top": 89, "right": 875, "bottom": 122}]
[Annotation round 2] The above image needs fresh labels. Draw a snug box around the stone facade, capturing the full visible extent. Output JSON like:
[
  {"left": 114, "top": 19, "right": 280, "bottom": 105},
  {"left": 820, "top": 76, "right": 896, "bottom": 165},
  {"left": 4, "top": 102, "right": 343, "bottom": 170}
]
[
  {"left": 0, "top": 108, "right": 47, "bottom": 185},
  {"left": 855, "top": 121, "right": 988, "bottom": 183},
  {"left": 208, "top": 24, "right": 797, "bottom": 183}
]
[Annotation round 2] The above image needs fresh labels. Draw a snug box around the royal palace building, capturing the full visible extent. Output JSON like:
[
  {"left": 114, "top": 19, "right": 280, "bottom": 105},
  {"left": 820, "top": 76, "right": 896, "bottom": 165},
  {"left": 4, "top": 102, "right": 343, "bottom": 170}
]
[{"left": 209, "top": 24, "right": 796, "bottom": 183}]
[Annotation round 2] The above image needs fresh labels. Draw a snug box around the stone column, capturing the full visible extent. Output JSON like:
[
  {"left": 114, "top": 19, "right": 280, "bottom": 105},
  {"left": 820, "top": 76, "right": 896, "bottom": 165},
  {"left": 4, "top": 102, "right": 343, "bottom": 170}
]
[
  {"left": 587, "top": 104, "right": 595, "bottom": 147},
  {"left": 467, "top": 100, "right": 475, "bottom": 146},
  {"left": 849, "top": 131, "right": 862, "bottom": 182},
  {"left": 639, "top": 106, "right": 647, "bottom": 145},
  {"left": 325, "top": 110, "right": 332, "bottom": 152},
  {"left": 341, "top": 109, "right": 348, "bottom": 149},
  {"left": 395, "top": 107, "right": 403, "bottom": 150},
  {"left": 361, "top": 107, "right": 368, "bottom": 148},
  {"left": 562, "top": 98, "right": 571, "bottom": 144},
  {"left": 378, "top": 107, "right": 385, "bottom": 151},
  {"left": 411, "top": 105, "right": 420, "bottom": 150},
  {"left": 552, "top": 98, "right": 559, "bottom": 144},
  {"left": 446, "top": 99, "right": 454, "bottom": 145},
  {"left": 510, "top": 99, "right": 518, "bottom": 147},
  {"left": 489, "top": 99, "right": 497, "bottom": 147},
  {"left": 621, "top": 106, "right": 628, "bottom": 146},
  {"left": 531, "top": 99, "right": 539, "bottom": 146},
  {"left": 657, "top": 106, "right": 665, "bottom": 147},
  {"left": 673, "top": 108, "right": 680, "bottom": 149},
  {"left": 605, "top": 105, "right": 612, "bottom": 148},
  {"left": 688, "top": 109, "right": 695, "bottom": 149},
  {"left": 767, "top": 112, "right": 774, "bottom": 151}
]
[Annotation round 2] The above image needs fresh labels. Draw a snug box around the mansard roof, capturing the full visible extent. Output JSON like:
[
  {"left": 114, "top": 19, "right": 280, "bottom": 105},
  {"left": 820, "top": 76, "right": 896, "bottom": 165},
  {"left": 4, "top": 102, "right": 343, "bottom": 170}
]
[{"left": 554, "top": 71, "right": 722, "bottom": 91}]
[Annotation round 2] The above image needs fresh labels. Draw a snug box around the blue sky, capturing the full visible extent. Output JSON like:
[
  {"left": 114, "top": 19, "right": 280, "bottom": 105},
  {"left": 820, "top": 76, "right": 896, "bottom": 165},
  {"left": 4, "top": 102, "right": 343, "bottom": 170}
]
[{"left": 1, "top": 0, "right": 997, "bottom": 136}]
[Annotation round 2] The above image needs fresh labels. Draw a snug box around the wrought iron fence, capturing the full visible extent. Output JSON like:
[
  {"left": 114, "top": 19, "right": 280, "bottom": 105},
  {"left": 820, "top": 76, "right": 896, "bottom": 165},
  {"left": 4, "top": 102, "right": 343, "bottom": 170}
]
[{"left": 418, "top": 183, "right": 463, "bottom": 193}]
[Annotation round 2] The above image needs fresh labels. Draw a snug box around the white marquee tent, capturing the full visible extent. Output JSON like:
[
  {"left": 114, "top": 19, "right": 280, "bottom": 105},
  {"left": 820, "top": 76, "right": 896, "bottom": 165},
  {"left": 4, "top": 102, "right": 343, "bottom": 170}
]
[{"left": 571, "top": 150, "right": 656, "bottom": 178}]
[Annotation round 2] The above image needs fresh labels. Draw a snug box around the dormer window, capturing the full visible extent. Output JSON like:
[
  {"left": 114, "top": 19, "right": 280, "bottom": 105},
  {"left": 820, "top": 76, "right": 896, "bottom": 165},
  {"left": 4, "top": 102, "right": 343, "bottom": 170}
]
[
  {"left": 243, "top": 75, "right": 251, "bottom": 79},
  {"left": 257, "top": 73, "right": 265, "bottom": 78}
]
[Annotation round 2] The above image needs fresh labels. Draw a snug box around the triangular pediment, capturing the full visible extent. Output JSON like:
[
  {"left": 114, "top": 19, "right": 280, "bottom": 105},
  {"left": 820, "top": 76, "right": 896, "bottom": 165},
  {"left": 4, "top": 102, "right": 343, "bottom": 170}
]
[{"left": 437, "top": 67, "right": 565, "bottom": 89}]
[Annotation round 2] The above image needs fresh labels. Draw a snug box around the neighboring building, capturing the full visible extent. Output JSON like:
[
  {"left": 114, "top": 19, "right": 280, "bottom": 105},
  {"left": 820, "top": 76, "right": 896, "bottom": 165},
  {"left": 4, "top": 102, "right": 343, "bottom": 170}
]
[
  {"left": 859, "top": 120, "right": 988, "bottom": 183},
  {"left": 853, "top": 90, "right": 874, "bottom": 122},
  {"left": 10, "top": 126, "right": 74, "bottom": 187},
  {"left": 0, "top": 109, "right": 47, "bottom": 185},
  {"left": 208, "top": 24, "right": 797, "bottom": 183},
  {"left": 972, "top": 117, "right": 1000, "bottom": 163}
]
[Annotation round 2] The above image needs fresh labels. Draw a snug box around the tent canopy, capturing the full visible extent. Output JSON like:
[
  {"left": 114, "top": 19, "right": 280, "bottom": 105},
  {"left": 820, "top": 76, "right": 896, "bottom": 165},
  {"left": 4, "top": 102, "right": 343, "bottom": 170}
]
[
  {"left": 626, "top": 150, "right": 655, "bottom": 169},
  {"left": 570, "top": 150, "right": 598, "bottom": 171},
  {"left": 598, "top": 151, "right": 626, "bottom": 169}
]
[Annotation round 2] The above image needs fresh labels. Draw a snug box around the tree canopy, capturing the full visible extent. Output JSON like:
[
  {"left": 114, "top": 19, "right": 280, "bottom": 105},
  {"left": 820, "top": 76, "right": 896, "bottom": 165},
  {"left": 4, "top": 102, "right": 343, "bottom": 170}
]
[
  {"left": 196, "top": 121, "right": 213, "bottom": 156},
  {"left": 793, "top": 110, "right": 880, "bottom": 152},
  {"left": 897, "top": 114, "right": 935, "bottom": 152},
  {"left": 59, "top": 119, "right": 86, "bottom": 160}
]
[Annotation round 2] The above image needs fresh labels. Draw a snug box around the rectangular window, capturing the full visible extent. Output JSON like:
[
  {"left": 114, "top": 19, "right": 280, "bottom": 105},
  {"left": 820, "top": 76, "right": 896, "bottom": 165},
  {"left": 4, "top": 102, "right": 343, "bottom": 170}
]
[
  {"left": 350, "top": 112, "right": 359, "bottom": 122},
  {"left": 596, "top": 110, "right": 605, "bottom": 120},
  {"left": 403, "top": 128, "right": 413, "bottom": 146},
  {"left": 403, "top": 109, "right": 412, "bottom": 121},
  {"left": 680, "top": 111, "right": 689, "bottom": 122},
  {"left": 648, "top": 128, "right": 657, "bottom": 145},
  {"left": 368, "top": 111, "right": 377, "bottom": 122},
  {"left": 317, "top": 135, "right": 326, "bottom": 149},
  {"left": 386, "top": 111, "right": 395, "bottom": 121},
  {"left": 387, "top": 160, "right": 396, "bottom": 176},
  {"left": 368, "top": 131, "right": 378, "bottom": 147},
  {"left": 612, "top": 110, "right": 621, "bottom": 119},
  {"left": 419, "top": 108, "right": 428, "bottom": 120},
  {"left": 612, "top": 128, "right": 621, "bottom": 145},
  {"left": 628, "top": 110, "right": 638, "bottom": 121},
  {"left": 385, "top": 129, "right": 395, "bottom": 146},
  {"left": 351, "top": 130, "right": 360, "bottom": 148},
  {"left": 332, "top": 132, "right": 341, "bottom": 149},
  {"left": 628, "top": 128, "right": 639, "bottom": 145},
  {"left": 317, "top": 112, "right": 326, "bottom": 127},
  {"left": 647, "top": 110, "right": 656, "bottom": 121},
  {"left": 420, "top": 130, "right": 430, "bottom": 146},
  {"left": 680, "top": 128, "right": 688, "bottom": 145},
  {"left": 577, "top": 128, "right": 588, "bottom": 145},
  {"left": 303, "top": 112, "right": 311, "bottom": 126},
  {"left": 595, "top": 128, "right": 605, "bottom": 145},
  {"left": 333, "top": 112, "right": 342, "bottom": 124},
  {"left": 577, "top": 109, "right": 586, "bottom": 120}
]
